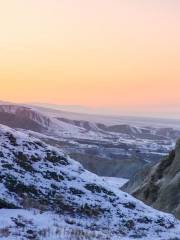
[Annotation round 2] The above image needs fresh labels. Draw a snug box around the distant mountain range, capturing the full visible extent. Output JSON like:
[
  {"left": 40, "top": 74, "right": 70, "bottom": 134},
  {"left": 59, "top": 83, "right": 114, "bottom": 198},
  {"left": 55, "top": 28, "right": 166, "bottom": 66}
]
[{"left": 0, "top": 102, "right": 179, "bottom": 179}]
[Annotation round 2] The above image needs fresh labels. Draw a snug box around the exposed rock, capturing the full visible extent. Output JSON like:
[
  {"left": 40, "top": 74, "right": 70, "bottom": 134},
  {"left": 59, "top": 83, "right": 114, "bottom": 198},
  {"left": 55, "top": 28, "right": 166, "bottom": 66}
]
[
  {"left": 0, "top": 105, "right": 51, "bottom": 132},
  {"left": 123, "top": 139, "right": 180, "bottom": 219}
]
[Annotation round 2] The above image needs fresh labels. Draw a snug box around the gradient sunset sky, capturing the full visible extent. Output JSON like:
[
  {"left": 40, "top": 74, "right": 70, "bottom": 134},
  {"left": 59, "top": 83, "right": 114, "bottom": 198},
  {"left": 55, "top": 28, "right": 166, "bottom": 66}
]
[{"left": 0, "top": 1, "right": 180, "bottom": 117}]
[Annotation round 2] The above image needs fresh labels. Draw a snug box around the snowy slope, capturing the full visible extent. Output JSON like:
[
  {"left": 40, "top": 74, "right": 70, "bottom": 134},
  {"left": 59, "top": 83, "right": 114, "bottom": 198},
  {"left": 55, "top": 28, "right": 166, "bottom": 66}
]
[
  {"left": 102, "top": 177, "right": 129, "bottom": 188},
  {"left": 0, "top": 104, "right": 178, "bottom": 179},
  {"left": 0, "top": 104, "right": 179, "bottom": 142},
  {"left": 0, "top": 104, "right": 106, "bottom": 140},
  {"left": 0, "top": 105, "right": 51, "bottom": 129},
  {"left": 0, "top": 124, "right": 179, "bottom": 239},
  {"left": 0, "top": 104, "right": 176, "bottom": 154}
]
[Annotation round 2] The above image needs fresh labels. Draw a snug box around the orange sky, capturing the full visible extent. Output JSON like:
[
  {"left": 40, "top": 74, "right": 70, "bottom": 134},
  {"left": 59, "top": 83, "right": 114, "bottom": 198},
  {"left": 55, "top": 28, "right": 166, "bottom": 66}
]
[{"left": 0, "top": 1, "right": 180, "bottom": 115}]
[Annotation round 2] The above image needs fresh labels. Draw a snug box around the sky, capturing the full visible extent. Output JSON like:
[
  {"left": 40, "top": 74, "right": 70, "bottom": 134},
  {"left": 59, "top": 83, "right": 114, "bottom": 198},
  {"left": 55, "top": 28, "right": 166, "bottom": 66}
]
[{"left": 0, "top": 1, "right": 180, "bottom": 117}]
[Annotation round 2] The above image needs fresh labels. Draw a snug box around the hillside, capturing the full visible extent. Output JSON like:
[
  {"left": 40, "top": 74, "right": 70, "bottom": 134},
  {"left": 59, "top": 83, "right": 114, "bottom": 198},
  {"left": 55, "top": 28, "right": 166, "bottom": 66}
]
[
  {"left": 0, "top": 124, "right": 179, "bottom": 239},
  {"left": 0, "top": 105, "right": 51, "bottom": 131},
  {"left": 123, "top": 139, "right": 180, "bottom": 219},
  {"left": 0, "top": 104, "right": 177, "bottom": 179}
]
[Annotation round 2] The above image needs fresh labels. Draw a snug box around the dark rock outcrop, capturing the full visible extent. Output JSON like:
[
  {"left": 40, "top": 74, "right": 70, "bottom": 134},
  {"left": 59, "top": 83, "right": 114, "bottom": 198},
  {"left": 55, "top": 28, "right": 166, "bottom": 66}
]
[{"left": 123, "top": 139, "right": 180, "bottom": 219}]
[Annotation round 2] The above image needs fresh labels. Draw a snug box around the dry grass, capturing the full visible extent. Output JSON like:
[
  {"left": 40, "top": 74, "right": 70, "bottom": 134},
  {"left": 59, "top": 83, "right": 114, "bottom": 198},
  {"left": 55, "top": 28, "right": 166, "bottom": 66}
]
[
  {"left": 0, "top": 227, "right": 10, "bottom": 237},
  {"left": 37, "top": 226, "right": 110, "bottom": 240}
]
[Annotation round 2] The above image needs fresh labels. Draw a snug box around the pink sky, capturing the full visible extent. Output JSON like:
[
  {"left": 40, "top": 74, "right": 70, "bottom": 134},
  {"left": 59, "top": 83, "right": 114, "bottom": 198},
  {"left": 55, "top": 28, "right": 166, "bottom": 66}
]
[{"left": 0, "top": 1, "right": 180, "bottom": 117}]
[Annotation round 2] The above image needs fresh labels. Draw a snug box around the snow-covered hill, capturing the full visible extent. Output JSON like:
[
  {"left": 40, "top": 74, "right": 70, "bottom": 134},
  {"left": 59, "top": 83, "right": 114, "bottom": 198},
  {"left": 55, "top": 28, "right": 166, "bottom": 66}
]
[
  {"left": 0, "top": 124, "right": 179, "bottom": 239},
  {"left": 0, "top": 104, "right": 179, "bottom": 179},
  {"left": 1, "top": 104, "right": 179, "bottom": 141},
  {"left": 0, "top": 105, "right": 51, "bottom": 131}
]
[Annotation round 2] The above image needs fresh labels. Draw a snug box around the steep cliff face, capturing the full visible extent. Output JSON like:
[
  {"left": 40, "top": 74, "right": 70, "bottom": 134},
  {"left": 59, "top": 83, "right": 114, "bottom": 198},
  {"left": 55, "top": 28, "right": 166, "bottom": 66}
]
[
  {"left": 0, "top": 124, "right": 179, "bottom": 239},
  {"left": 124, "top": 139, "right": 180, "bottom": 219},
  {"left": 0, "top": 105, "right": 51, "bottom": 131}
]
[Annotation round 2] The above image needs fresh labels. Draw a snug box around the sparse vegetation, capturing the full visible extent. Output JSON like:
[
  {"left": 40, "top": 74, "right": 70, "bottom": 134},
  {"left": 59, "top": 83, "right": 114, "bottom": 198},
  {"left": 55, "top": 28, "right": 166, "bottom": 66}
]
[{"left": 85, "top": 183, "right": 115, "bottom": 196}]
